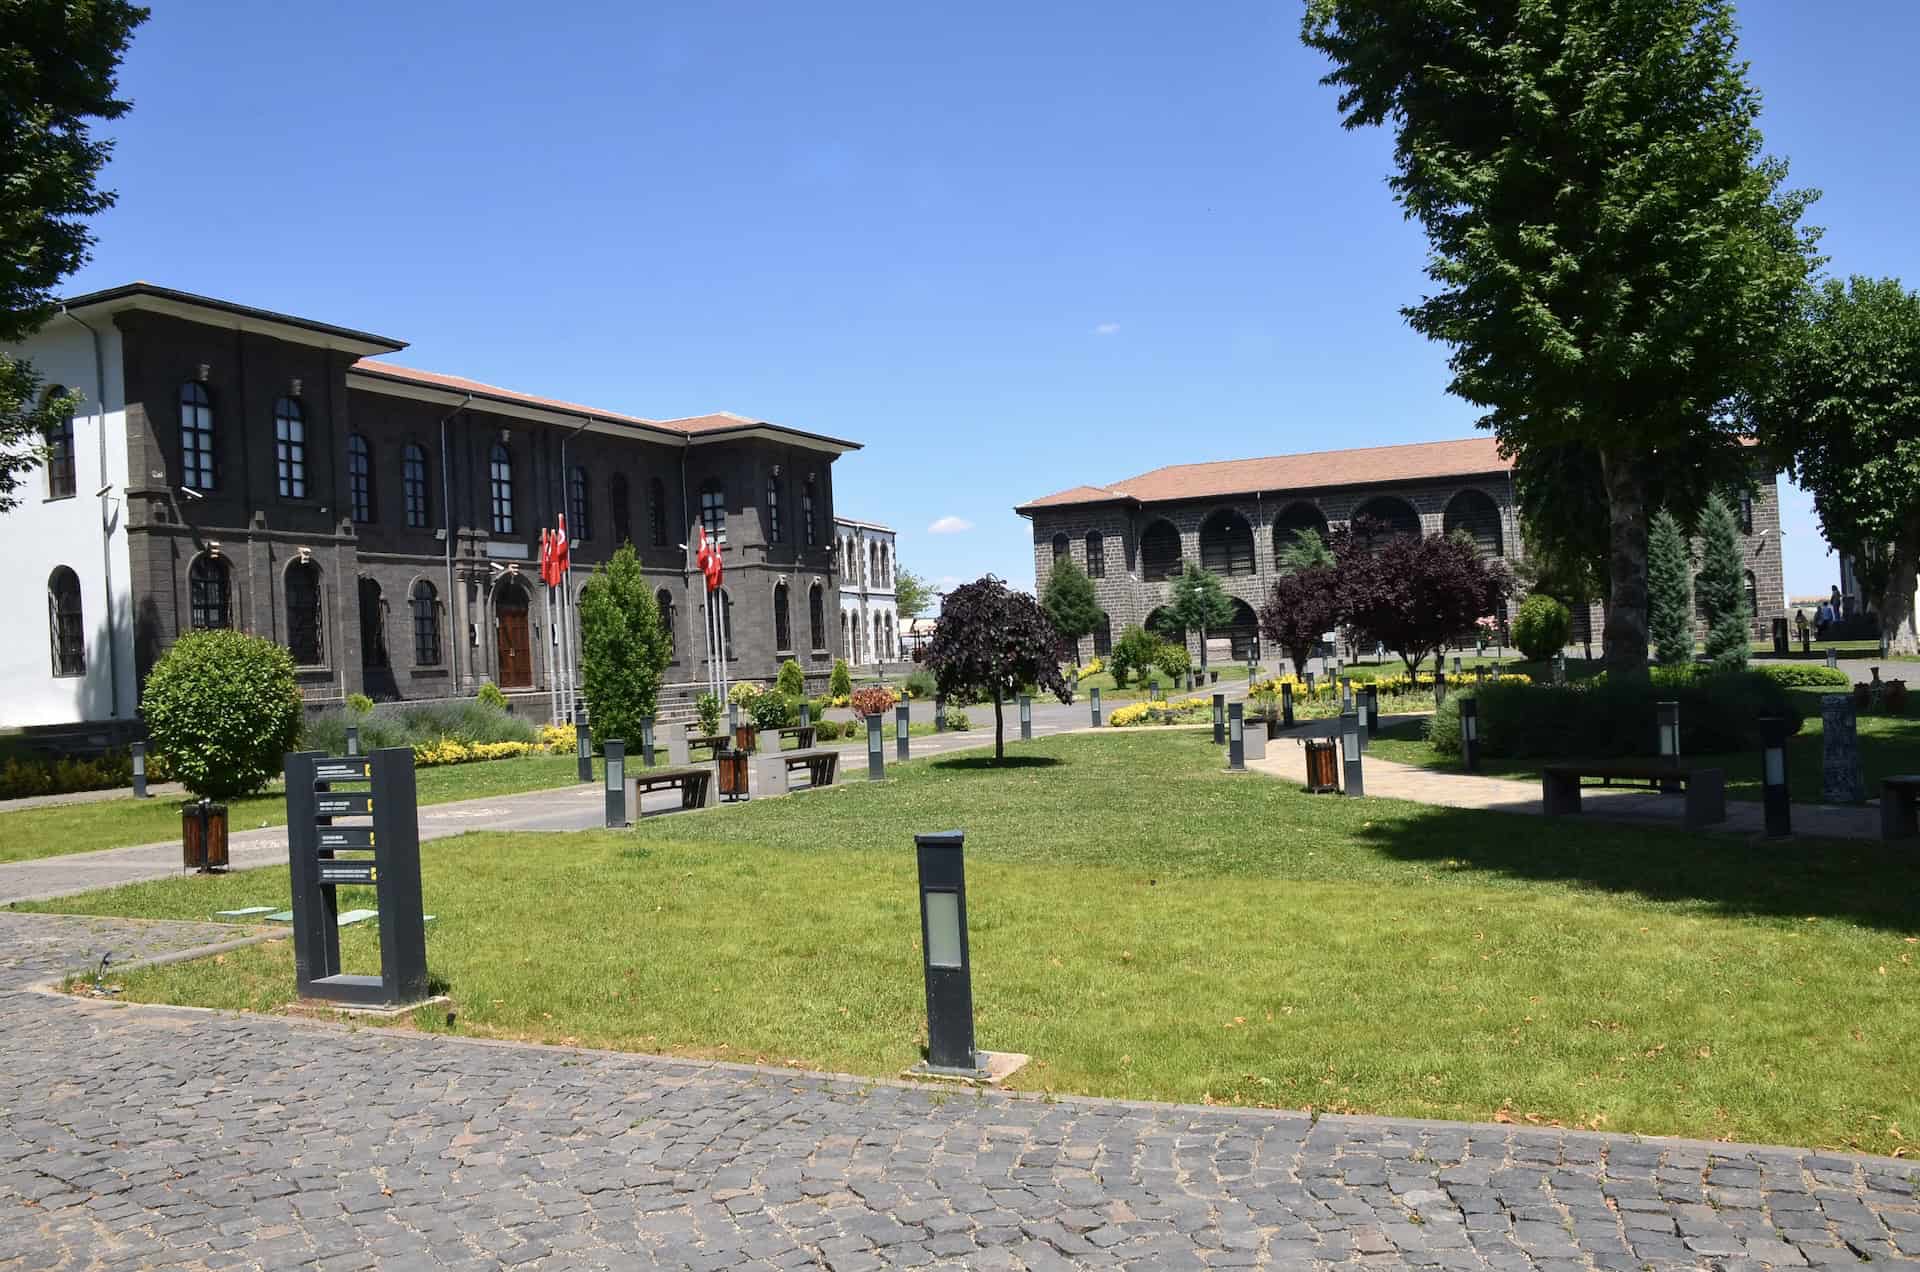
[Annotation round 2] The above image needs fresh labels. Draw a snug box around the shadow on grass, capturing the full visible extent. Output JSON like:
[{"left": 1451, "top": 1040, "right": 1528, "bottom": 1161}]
[
  {"left": 1350, "top": 800, "right": 1920, "bottom": 932},
  {"left": 929, "top": 755, "right": 1064, "bottom": 773}
]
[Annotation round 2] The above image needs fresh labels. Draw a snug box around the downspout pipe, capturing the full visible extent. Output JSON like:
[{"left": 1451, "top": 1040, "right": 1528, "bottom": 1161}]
[
  {"left": 440, "top": 394, "right": 474, "bottom": 693},
  {"left": 60, "top": 306, "right": 121, "bottom": 720}
]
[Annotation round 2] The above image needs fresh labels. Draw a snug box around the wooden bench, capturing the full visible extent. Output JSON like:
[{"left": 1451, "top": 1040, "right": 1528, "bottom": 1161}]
[
  {"left": 782, "top": 747, "right": 839, "bottom": 789},
  {"left": 1884, "top": 775, "right": 1920, "bottom": 841},
  {"left": 1542, "top": 760, "right": 1726, "bottom": 829},
  {"left": 687, "top": 733, "right": 729, "bottom": 761},
  {"left": 633, "top": 764, "right": 716, "bottom": 811},
  {"left": 776, "top": 725, "right": 817, "bottom": 751}
]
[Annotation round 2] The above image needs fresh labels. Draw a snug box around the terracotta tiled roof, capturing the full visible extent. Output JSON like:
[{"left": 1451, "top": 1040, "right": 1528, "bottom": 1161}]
[{"left": 1017, "top": 436, "right": 1511, "bottom": 511}]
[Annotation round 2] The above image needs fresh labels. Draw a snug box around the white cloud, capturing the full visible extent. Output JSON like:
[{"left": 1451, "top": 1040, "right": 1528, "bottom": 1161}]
[
  {"left": 927, "top": 515, "right": 974, "bottom": 535},
  {"left": 1093, "top": 322, "right": 1121, "bottom": 336}
]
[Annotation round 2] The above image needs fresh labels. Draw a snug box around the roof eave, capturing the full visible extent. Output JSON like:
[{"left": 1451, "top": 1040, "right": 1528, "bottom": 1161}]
[{"left": 59, "top": 282, "right": 406, "bottom": 357}]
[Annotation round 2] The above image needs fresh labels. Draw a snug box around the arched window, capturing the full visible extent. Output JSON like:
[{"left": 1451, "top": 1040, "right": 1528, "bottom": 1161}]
[
  {"left": 766, "top": 476, "right": 783, "bottom": 543},
  {"left": 649, "top": 477, "right": 667, "bottom": 546},
  {"left": 180, "top": 382, "right": 215, "bottom": 491},
  {"left": 773, "top": 582, "right": 792, "bottom": 651},
  {"left": 567, "top": 465, "right": 591, "bottom": 540},
  {"left": 803, "top": 479, "right": 818, "bottom": 546},
  {"left": 1086, "top": 531, "right": 1105, "bottom": 579},
  {"left": 1199, "top": 510, "right": 1255, "bottom": 576},
  {"left": 700, "top": 480, "right": 726, "bottom": 543},
  {"left": 1350, "top": 496, "right": 1421, "bottom": 545},
  {"left": 1745, "top": 570, "right": 1758, "bottom": 619},
  {"left": 47, "top": 567, "right": 84, "bottom": 675},
  {"left": 275, "top": 397, "right": 307, "bottom": 499},
  {"left": 359, "top": 577, "right": 388, "bottom": 669},
  {"left": 43, "top": 387, "right": 75, "bottom": 499},
  {"left": 869, "top": 542, "right": 878, "bottom": 584},
  {"left": 189, "top": 555, "right": 231, "bottom": 630},
  {"left": 1092, "top": 611, "right": 1112, "bottom": 657},
  {"left": 411, "top": 580, "right": 440, "bottom": 666},
  {"left": 1222, "top": 598, "right": 1260, "bottom": 661},
  {"left": 841, "top": 611, "right": 851, "bottom": 659},
  {"left": 402, "top": 444, "right": 431, "bottom": 528},
  {"left": 610, "top": 473, "right": 632, "bottom": 545},
  {"left": 1146, "top": 606, "right": 1183, "bottom": 644},
  {"left": 1737, "top": 490, "right": 1755, "bottom": 535},
  {"left": 1141, "top": 520, "right": 1182, "bottom": 581},
  {"left": 656, "top": 588, "right": 676, "bottom": 658},
  {"left": 716, "top": 589, "right": 734, "bottom": 660},
  {"left": 872, "top": 613, "right": 882, "bottom": 662},
  {"left": 347, "top": 434, "right": 373, "bottom": 523},
  {"left": 1441, "top": 489, "right": 1502, "bottom": 557},
  {"left": 489, "top": 444, "right": 514, "bottom": 534},
  {"left": 1273, "top": 502, "right": 1329, "bottom": 558},
  {"left": 809, "top": 583, "right": 826, "bottom": 650},
  {"left": 1052, "top": 533, "right": 1070, "bottom": 565},
  {"left": 286, "top": 560, "right": 323, "bottom": 665}
]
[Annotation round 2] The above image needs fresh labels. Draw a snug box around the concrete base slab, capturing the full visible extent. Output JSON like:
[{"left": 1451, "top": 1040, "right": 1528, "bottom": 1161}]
[
  {"left": 903, "top": 1049, "right": 1029, "bottom": 1087},
  {"left": 286, "top": 993, "right": 450, "bottom": 1022}
]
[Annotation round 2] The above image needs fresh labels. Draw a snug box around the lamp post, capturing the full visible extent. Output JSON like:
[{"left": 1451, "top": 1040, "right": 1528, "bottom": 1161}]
[
  {"left": 639, "top": 715, "right": 656, "bottom": 768},
  {"left": 1340, "top": 708, "right": 1364, "bottom": 797},
  {"left": 914, "top": 830, "right": 981, "bottom": 1076},
  {"left": 1227, "top": 702, "right": 1245, "bottom": 770},
  {"left": 604, "top": 739, "right": 626, "bottom": 828},
  {"left": 130, "top": 741, "right": 150, "bottom": 799},
  {"left": 1460, "top": 695, "right": 1480, "bottom": 771},
  {"left": 576, "top": 718, "right": 593, "bottom": 782},
  {"left": 1281, "top": 681, "right": 1294, "bottom": 728},
  {"left": 1760, "top": 714, "right": 1791, "bottom": 838},
  {"left": 1212, "top": 693, "right": 1226, "bottom": 745},
  {"left": 1018, "top": 694, "right": 1032, "bottom": 741},
  {"left": 867, "top": 713, "right": 885, "bottom": 781},
  {"left": 1090, "top": 686, "right": 1102, "bottom": 727},
  {"left": 896, "top": 700, "right": 910, "bottom": 763}
]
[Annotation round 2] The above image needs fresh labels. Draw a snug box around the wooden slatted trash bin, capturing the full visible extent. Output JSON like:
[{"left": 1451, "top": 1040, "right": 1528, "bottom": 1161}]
[
  {"left": 181, "top": 799, "right": 229, "bottom": 872},
  {"left": 1304, "top": 739, "right": 1339, "bottom": 793}
]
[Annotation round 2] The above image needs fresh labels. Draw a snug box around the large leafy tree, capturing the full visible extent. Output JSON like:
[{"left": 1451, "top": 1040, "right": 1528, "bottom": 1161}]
[
  {"left": 1646, "top": 508, "right": 1694, "bottom": 667},
  {"left": 1040, "top": 558, "right": 1101, "bottom": 665},
  {"left": 893, "top": 566, "right": 932, "bottom": 621},
  {"left": 1303, "top": 0, "right": 1819, "bottom": 679},
  {"left": 1695, "top": 491, "right": 1749, "bottom": 670},
  {"left": 1748, "top": 276, "right": 1920, "bottom": 654},
  {"left": 1330, "top": 526, "right": 1511, "bottom": 678},
  {"left": 1258, "top": 566, "right": 1341, "bottom": 677},
  {"left": 1166, "top": 564, "right": 1235, "bottom": 669},
  {"left": 923, "top": 576, "right": 1070, "bottom": 762},
  {"left": 577, "top": 544, "right": 672, "bottom": 748},
  {"left": 2, "top": 0, "right": 148, "bottom": 512}
]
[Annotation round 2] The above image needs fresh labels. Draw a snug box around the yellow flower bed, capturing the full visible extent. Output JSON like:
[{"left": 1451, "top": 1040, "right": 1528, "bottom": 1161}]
[
  {"left": 1107, "top": 696, "right": 1209, "bottom": 727},
  {"left": 413, "top": 730, "right": 576, "bottom": 768},
  {"left": 1076, "top": 657, "right": 1105, "bottom": 682}
]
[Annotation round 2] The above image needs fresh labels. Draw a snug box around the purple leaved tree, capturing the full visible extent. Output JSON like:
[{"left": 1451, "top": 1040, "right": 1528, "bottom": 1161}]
[
  {"left": 924, "top": 576, "right": 1072, "bottom": 762},
  {"left": 1330, "top": 522, "right": 1512, "bottom": 678},
  {"left": 1258, "top": 566, "right": 1343, "bottom": 677}
]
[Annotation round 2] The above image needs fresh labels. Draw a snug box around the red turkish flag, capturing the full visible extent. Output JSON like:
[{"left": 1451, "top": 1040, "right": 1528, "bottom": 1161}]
[
  {"left": 555, "top": 515, "right": 571, "bottom": 577},
  {"left": 539, "top": 529, "right": 554, "bottom": 585}
]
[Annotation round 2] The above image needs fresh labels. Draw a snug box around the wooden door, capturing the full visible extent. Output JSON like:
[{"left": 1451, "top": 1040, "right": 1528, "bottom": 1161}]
[{"left": 496, "top": 598, "right": 532, "bottom": 689}]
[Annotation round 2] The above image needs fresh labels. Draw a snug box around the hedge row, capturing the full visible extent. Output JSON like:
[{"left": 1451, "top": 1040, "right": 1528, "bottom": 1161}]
[{"left": 1428, "top": 671, "right": 1807, "bottom": 759}]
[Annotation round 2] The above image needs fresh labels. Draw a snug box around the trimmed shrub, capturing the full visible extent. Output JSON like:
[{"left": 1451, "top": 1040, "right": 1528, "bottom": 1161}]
[
  {"left": 142, "top": 630, "right": 303, "bottom": 800},
  {"left": 1512, "top": 594, "right": 1573, "bottom": 661},
  {"left": 829, "top": 659, "right": 853, "bottom": 699},
  {"left": 776, "top": 658, "right": 805, "bottom": 698},
  {"left": 1153, "top": 640, "right": 1191, "bottom": 681},
  {"left": 1108, "top": 625, "right": 1159, "bottom": 687},
  {"left": 301, "top": 700, "right": 539, "bottom": 756},
  {"left": 812, "top": 719, "right": 842, "bottom": 741},
  {"left": 477, "top": 682, "right": 509, "bottom": 710},
  {"left": 1754, "top": 663, "right": 1850, "bottom": 688},
  {"left": 1429, "top": 671, "right": 1804, "bottom": 760},
  {"left": 749, "top": 692, "right": 794, "bottom": 731},
  {"left": 345, "top": 693, "right": 374, "bottom": 715},
  {"left": 695, "top": 692, "right": 722, "bottom": 736},
  {"left": 940, "top": 707, "right": 972, "bottom": 730}
]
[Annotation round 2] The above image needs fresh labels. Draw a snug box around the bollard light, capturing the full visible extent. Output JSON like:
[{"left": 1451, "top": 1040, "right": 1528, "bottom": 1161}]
[
  {"left": 867, "top": 713, "right": 885, "bottom": 780},
  {"left": 914, "top": 830, "right": 981, "bottom": 1076},
  {"left": 1760, "top": 713, "right": 1791, "bottom": 838},
  {"left": 1826, "top": 648, "right": 1837, "bottom": 670},
  {"left": 345, "top": 725, "right": 360, "bottom": 757},
  {"left": 1453, "top": 655, "right": 1462, "bottom": 677},
  {"left": 800, "top": 700, "right": 812, "bottom": 729},
  {"left": 640, "top": 715, "right": 656, "bottom": 768},
  {"left": 131, "top": 741, "right": 150, "bottom": 799},
  {"left": 1210, "top": 669, "right": 1219, "bottom": 685},
  {"left": 1552, "top": 653, "right": 1566, "bottom": 685},
  {"left": 1091, "top": 686, "right": 1102, "bottom": 727},
  {"left": 1227, "top": 702, "right": 1245, "bottom": 770},
  {"left": 896, "top": 700, "right": 910, "bottom": 763},
  {"left": 934, "top": 697, "right": 945, "bottom": 733},
  {"left": 604, "top": 740, "right": 626, "bottom": 828},
  {"left": 1434, "top": 671, "right": 1447, "bottom": 706},
  {"left": 1212, "top": 693, "right": 1226, "bottom": 745},
  {"left": 1149, "top": 677, "right": 1159, "bottom": 699},
  {"left": 1657, "top": 700, "right": 1681, "bottom": 762},
  {"left": 1019, "top": 694, "right": 1032, "bottom": 741},
  {"left": 1340, "top": 709, "right": 1365, "bottom": 797},
  {"left": 576, "top": 718, "right": 593, "bottom": 782},
  {"left": 728, "top": 701, "right": 739, "bottom": 734},
  {"left": 1340, "top": 676, "right": 1353, "bottom": 713},
  {"left": 1475, "top": 665, "right": 1486, "bottom": 684},
  {"left": 1460, "top": 695, "right": 1480, "bottom": 771},
  {"left": 1363, "top": 685, "right": 1379, "bottom": 736},
  {"left": 1281, "top": 681, "right": 1294, "bottom": 729},
  {"left": 1305, "top": 670, "right": 1316, "bottom": 697}
]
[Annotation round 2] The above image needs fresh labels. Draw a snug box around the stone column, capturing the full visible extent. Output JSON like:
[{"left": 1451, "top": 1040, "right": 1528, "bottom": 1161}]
[{"left": 1821, "top": 694, "right": 1866, "bottom": 804}]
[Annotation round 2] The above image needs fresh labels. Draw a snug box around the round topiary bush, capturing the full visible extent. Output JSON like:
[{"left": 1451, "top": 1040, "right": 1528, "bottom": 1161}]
[
  {"left": 1511, "top": 593, "right": 1573, "bottom": 662},
  {"left": 141, "top": 630, "right": 304, "bottom": 800}
]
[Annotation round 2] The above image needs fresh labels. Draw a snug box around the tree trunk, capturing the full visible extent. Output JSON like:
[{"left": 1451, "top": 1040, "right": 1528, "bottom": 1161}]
[
  {"left": 992, "top": 687, "right": 1005, "bottom": 762},
  {"left": 1875, "top": 520, "right": 1920, "bottom": 656},
  {"left": 1597, "top": 447, "right": 1652, "bottom": 680}
]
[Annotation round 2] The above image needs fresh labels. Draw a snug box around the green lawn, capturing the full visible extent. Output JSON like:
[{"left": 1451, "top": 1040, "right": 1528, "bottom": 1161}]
[
  {"left": 1366, "top": 694, "right": 1920, "bottom": 805},
  {"left": 28, "top": 730, "right": 1920, "bottom": 1154},
  {"left": 0, "top": 754, "right": 603, "bottom": 863}
]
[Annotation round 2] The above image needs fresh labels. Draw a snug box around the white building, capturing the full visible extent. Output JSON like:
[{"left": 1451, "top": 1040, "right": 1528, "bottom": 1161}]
[{"left": 835, "top": 518, "right": 897, "bottom": 666}]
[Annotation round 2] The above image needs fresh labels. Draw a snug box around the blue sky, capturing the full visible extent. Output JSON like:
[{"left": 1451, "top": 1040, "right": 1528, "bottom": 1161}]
[{"left": 66, "top": 1, "right": 1920, "bottom": 600}]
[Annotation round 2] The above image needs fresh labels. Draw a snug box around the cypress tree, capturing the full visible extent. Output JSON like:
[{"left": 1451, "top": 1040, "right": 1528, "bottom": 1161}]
[
  {"left": 1646, "top": 510, "right": 1694, "bottom": 667},
  {"left": 1696, "top": 492, "right": 1750, "bottom": 671}
]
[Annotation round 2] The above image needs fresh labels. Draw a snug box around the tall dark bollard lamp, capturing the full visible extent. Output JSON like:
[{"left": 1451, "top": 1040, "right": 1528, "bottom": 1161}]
[
  {"left": 1656, "top": 699, "right": 1682, "bottom": 793},
  {"left": 913, "top": 830, "right": 983, "bottom": 1077},
  {"left": 1363, "top": 685, "right": 1379, "bottom": 737},
  {"left": 1212, "top": 693, "right": 1226, "bottom": 745},
  {"left": 603, "top": 740, "right": 626, "bottom": 828},
  {"left": 640, "top": 715, "right": 656, "bottom": 768},
  {"left": 1149, "top": 677, "right": 1160, "bottom": 699},
  {"left": 933, "top": 698, "right": 944, "bottom": 733},
  {"left": 576, "top": 719, "right": 593, "bottom": 782},
  {"left": 1018, "top": 695, "right": 1032, "bottom": 741},
  {"left": 727, "top": 701, "right": 739, "bottom": 735},
  {"left": 1552, "top": 653, "right": 1566, "bottom": 686},
  {"left": 1091, "top": 686, "right": 1102, "bottom": 727},
  {"left": 896, "top": 700, "right": 910, "bottom": 763},
  {"left": 1340, "top": 708, "right": 1365, "bottom": 797},
  {"left": 1452, "top": 654, "right": 1462, "bottom": 677},
  {"left": 800, "top": 700, "right": 812, "bottom": 729},
  {"left": 1825, "top": 648, "right": 1837, "bottom": 670},
  {"left": 131, "top": 741, "right": 150, "bottom": 799},
  {"left": 1304, "top": 670, "right": 1316, "bottom": 697},
  {"left": 1227, "top": 702, "right": 1245, "bottom": 770},
  {"left": 345, "top": 725, "right": 360, "bottom": 757},
  {"left": 1460, "top": 695, "right": 1480, "bottom": 771},
  {"left": 1760, "top": 714, "right": 1791, "bottom": 838},
  {"left": 1434, "top": 671, "right": 1447, "bottom": 706},
  {"left": 867, "top": 713, "right": 885, "bottom": 781},
  {"left": 1281, "top": 681, "right": 1294, "bottom": 728}
]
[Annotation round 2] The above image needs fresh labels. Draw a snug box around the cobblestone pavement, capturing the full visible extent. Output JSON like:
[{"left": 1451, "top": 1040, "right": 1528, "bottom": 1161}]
[{"left": 0, "top": 912, "right": 249, "bottom": 989}]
